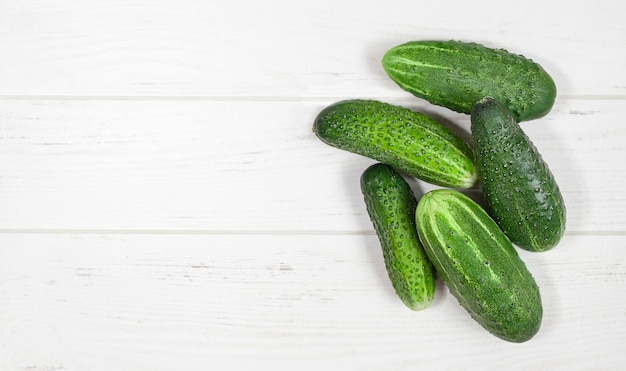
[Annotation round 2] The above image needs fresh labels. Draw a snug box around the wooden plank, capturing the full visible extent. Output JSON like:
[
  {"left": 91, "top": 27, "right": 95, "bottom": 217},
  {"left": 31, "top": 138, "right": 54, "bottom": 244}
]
[
  {"left": 0, "top": 233, "right": 624, "bottom": 370},
  {"left": 0, "top": 98, "right": 622, "bottom": 232},
  {"left": 0, "top": 0, "right": 623, "bottom": 97}
]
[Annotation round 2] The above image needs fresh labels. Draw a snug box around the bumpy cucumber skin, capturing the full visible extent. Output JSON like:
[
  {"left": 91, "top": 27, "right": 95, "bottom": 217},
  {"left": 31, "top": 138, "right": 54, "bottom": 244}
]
[
  {"left": 382, "top": 40, "right": 557, "bottom": 122},
  {"left": 361, "top": 163, "right": 436, "bottom": 311},
  {"left": 313, "top": 99, "right": 477, "bottom": 188},
  {"left": 471, "top": 97, "right": 566, "bottom": 252},
  {"left": 415, "top": 189, "right": 542, "bottom": 343}
]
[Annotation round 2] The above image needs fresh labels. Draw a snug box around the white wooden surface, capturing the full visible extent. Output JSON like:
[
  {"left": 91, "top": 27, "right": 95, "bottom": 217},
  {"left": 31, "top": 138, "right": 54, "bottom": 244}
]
[{"left": 0, "top": 1, "right": 624, "bottom": 370}]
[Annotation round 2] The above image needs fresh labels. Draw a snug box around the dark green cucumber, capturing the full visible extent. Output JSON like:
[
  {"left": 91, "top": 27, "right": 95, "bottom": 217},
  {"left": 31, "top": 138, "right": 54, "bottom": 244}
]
[
  {"left": 313, "top": 99, "right": 477, "bottom": 188},
  {"left": 471, "top": 97, "right": 566, "bottom": 252},
  {"left": 382, "top": 40, "right": 557, "bottom": 122},
  {"left": 415, "top": 189, "right": 542, "bottom": 343},
  {"left": 361, "top": 163, "right": 436, "bottom": 311}
]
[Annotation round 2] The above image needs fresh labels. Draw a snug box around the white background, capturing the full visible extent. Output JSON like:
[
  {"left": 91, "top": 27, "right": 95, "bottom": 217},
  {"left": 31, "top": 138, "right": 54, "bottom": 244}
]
[{"left": 0, "top": 1, "right": 624, "bottom": 370}]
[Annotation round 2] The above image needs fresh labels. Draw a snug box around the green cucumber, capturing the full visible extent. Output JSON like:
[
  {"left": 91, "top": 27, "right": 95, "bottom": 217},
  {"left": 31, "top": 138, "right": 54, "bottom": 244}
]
[
  {"left": 471, "top": 97, "right": 566, "bottom": 252},
  {"left": 415, "top": 189, "right": 542, "bottom": 343},
  {"left": 361, "top": 163, "right": 436, "bottom": 311},
  {"left": 382, "top": 40, "right": 557, "bottom": 122},
  {"left": 313, "top": 99, "right": 477, "bottom": 188}
]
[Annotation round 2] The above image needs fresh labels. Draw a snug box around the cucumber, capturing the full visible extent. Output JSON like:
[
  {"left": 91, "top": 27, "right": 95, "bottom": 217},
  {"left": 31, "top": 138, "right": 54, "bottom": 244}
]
[
  {"left": 415, "top": 189, "right": 542, "bottom": 343},
  {"left": 382, "top": 40, "right": 557, "bottom": 122},
  {"left": 471, "top": 97, "right": 566, "bottom": 252},
  {"left": 361, "top": 163, "right": 436, "bottom": 311},
  {"left": 313, "top": 99, "right": 477, "bottom": 188}
]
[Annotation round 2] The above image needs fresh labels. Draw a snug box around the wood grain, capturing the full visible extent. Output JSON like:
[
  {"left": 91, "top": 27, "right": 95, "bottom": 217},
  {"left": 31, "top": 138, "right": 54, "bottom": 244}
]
[
  {"left": 0, "top": 0, "right": 624, "bottom": 97},
  {"left": 0, "top": 233, "right": 623, "bottom": 370},
  {"left": 0, "top": 98, "right": 623, "bottom": 232}
]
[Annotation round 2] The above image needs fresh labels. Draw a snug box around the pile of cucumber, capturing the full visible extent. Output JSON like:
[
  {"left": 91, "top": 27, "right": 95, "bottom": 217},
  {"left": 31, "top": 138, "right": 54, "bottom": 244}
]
[{"left": 312, "top": 40, "right": 566, "bottom": 343}]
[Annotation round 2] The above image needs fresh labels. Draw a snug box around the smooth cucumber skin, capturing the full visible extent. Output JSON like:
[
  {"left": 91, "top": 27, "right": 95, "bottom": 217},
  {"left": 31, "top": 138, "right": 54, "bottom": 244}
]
[
  {"left": 313, "top": 99, "right": 477, "bottom": 188},
  {"left": 415, "top": 189, "right": 542, "bottom": 343},
  {"left": 361, "top": 163, "right": 436, "bottom": 310},
  {"left": 382, "top": 40, "right": 557, "bottom": 122},
  {"left": 471, "top": 97, "right": 566, "bottom": 252}
]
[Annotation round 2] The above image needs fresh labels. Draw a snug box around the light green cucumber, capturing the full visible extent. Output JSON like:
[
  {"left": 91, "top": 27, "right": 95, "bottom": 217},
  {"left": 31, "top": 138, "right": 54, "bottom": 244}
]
[
  {"left": 471, "top": 97, "right": 566, "bottom": 252},
  {"left": 415, "top": 189, "right": 542, "bottom": 343},
  {"left": 382, "top": 40, "right": 557, "bottom": 122},
  {"left": 313, "top": 99, "right": 477, "bottom": 188},
  {"left": 361, "top": 163, "right": 436, "bottom": 311}
]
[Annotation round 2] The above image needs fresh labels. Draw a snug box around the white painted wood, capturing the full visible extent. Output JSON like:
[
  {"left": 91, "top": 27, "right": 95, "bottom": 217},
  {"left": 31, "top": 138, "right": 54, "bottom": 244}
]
[
  {"left": 0, "top": 0, "right": 624, "bottom": 97},
  {"left": 0, "top": 233, "right": 623, "bottom": 370},
  {"left": 0, "top": 0, "right": 624, "bottom": 369},
  {"left": 0, "top": 98, "right": 623, "bottom": 232}
]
